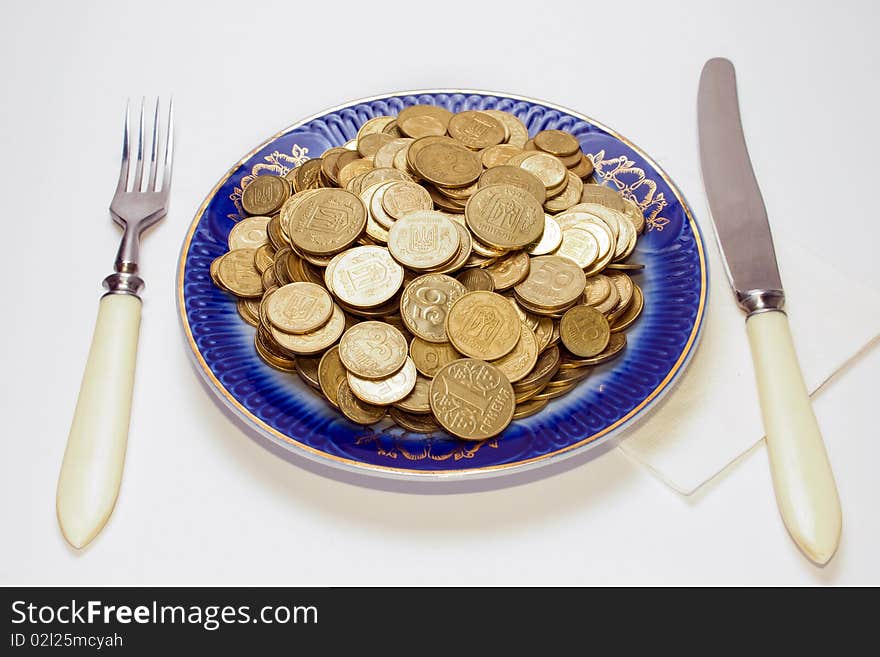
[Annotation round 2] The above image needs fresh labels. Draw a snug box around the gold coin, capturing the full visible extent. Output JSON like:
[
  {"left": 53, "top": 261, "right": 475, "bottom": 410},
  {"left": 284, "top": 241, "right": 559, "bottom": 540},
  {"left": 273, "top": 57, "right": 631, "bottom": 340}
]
[
  {"left": 399, "top": 115, "right": 447, "bottom": 139},
  {"left": 582, "top": 274, "right": 612, "bottom": 306},
  {"left": 283, "top": 164, "right": 300, "bottom": 188},
  {"left": 255, "top": 331, "right": 297, "bottom": 372},
  {"left": 485, "top": 251, "right": 530, "bottom": 291},
  {"left": 329, "top": 245, "right": 404, "bottom": 308},
  {"left": 426, "top": 184, "right": 466, "bottom": 213},
  {"left": 337, "top": 380, "right": 386, "bottom": 424},
  {"left": 412, "top": 141, "right": 482, "bottom": 188},
  {"left": 347, "top": 356, "right": 417, "bottom": 405},
  {"left": 606, "top": 271, "right": 634, "bottom": 310},
  {"left": 579, "top": 183, "right": 626, "bottom": 211},
  {"left": 447, "top": 111, "right": 506, "bottom": 149},
  {"left": 514, "top": 255, "right": 586, "bottom": 309},
  {"left": 611, "top": 284, "right": 643, "bottom": 332},
  {"left": 269, "top": 303, "right": 346, "bottom": 356},
  {"left": 241, "top": 175, "right": 290, "bottom": 216},
  {"left": 283, "top": 188, "right": 366, "bottom": 255},
  {"left": 397, "top": 104, "right": 453, "bottom": 132},
  {"left": 570, "top": 154, "right": 595, "bottom": 179},
  {"left": 356, "top": 116, "right": 396, "bottom": 141},
  {"left": 267, "top": 213, "right": 287, "bottom": 250},
  {"left": 556, "top": 227, "right": 600, "bottom": 269},
  {"left": 337, "top": 158, "right": 374, "bottom": 189},
  {"left": 253, "top": 243, "right": 276, "bottom": 273},
  {"left": 320, "top": 147, "right": 348, "bottom": 185},
  {"left": 480, "top": 143, "right": 523, "bottom": 168},
  {"left": 373, "top": 137, "right": 413, "bottom": 169},
  {"left": 382, "top": 120, "right": 402, "bottom": 137},
  {"left": 434, "top": 179, "right": 478, "bottom": 201},
  {"left": 623, "top": 197, "right": 646, "bottom": 234},
  {"left": 516, "top": 344, "right": 561, "bottom": 387},
  {"left": 216, "top": 249, "right": 263, "bottom": 298},
  {"left": 559, "top": 332, "right": 626, "bottom": 367},
  {"left": 436, "top": 221, "right": 474, "bottom": 274},
  {"left": 512, "top": 396, "right": 550, "bottom": 419},
  {"left": 400, "top": 273, "right": 468, "bottom": 342},
  {"left": 387, "top": 211, "right": 460, "bottom": 270},
  {"left": 465, "top": 184, "right": 544, "bottom": 249},
  {"left": 530, "top": 383, "right": 578, "bottom": 401},
  {"left": 560, "top": 305, "right": 611, "bottom": 357},
  {"left": 368, "top": 182, "right": 398, "bottom": 230},
  {"left": 392, "top": 374, "right": 432, "bottom": 414},
  {"left": 491, "top": 323, "right": 539, "bottom": 383},
  {"left": 381, "top": 180, "right": 433, "bottom": 221},
  {"left": 293, "top": 159, "right": 325, "bottom": 193},
  {"left": 338, "top": 321, "right": 408, "bottom": 379},
  {"left": 478, "top": 165, "right": 546, "bottom": 205},
  {"left": 557, "top": 149, "right": 583, "bottom": 168},
  {"left": 359, "top": 166, "right": 412, "bottom": 191},
  {"left": 445, "top": 291, "right": 521, "bottom": 360},
  {"left": 389, "top": 407, "right": 440, "bottom": 433},
  {"left": 546, "top": 366, "right": 592, "bottom": 387},
  {"left": 483, "top": 109, "right": 529, "bottom": 148},
  {"left": 236, "top": 298, "right": 259, "bottom": 327},
  {"left": 525, "top": 215, "right": 562, "bottom": 256},
  {"left": 430, "top": 359, "right": 515, "bottom": 440},
  {"left": 358, "top": 133, "right": 397, "bottom": 160},
  {"left": 504, "top": 295, "right": 540, "bottom": 331},
  {"left": 335, "top": 150, "right": 362, "bottom": 175},
  {"left": 208, "top": 253, "right": 226, "bottom": 289},
  {"left": 470, "top": 236, "right": 507, "bottom": 258},
  {"left": 592, "top": 278, "right": 620, "bottom": 314},
  {"left": 406, "top": 135, "right": 456, "bottom": 170},
  {"left": 543, "top": 171, "right": 584, "bottom": 213},
  {"left": 317, "top": 346, "right": 347, "bottom": 408},
  {"left": 228, "top": 216, "right": 270, "bottom": 250},
  {"left": 534, "top": 316, "right": 554, "bottom": 353},
  {"left": 295, "top": 355, "right": 322, "bottom": 388},
  {"left": 605, "top": 262, "right": 645, "bottom": 271},
  {"left": 456, "top": 268, "right": 495, "bottom": 292},
  {"left": 533, "top": 129, "right": 580, "bottom": 157},
  {"left": 517, "top": 152, "right": 567, "bottom": 189},
  {"left": 554, "top": 208, "right": 615, "bottom": 270},
  {"left": 410, "top": 337, "right": 461, "bottom": 377},
  {"left": 266, "top": 282, "right": 333, "bottom": 334}
]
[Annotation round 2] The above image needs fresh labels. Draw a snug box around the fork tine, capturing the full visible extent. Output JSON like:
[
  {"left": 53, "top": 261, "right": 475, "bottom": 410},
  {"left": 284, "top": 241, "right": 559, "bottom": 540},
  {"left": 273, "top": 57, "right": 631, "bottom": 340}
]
[
  {"left": 115, "top": 100, "right": 131, "bottom": 194},
  {"left": 147, "top": 98, "right": 160, "bottom": 192},
  {"left": 161, "top": 98, "right": 174, "bottom": 192},
  {"left": 132, "top": 97, "right": 145, "bottom": 192}
]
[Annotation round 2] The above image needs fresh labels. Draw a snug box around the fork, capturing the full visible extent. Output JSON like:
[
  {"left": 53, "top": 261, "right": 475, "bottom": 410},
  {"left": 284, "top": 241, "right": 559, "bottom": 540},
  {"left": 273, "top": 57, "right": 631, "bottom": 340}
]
[{"left": 56, "top": 98, "right": 173, "bottom": 549}]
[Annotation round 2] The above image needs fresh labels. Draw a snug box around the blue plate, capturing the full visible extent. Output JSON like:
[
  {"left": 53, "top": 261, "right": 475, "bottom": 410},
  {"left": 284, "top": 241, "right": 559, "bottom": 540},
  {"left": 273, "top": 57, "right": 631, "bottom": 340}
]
[{"left": 177, "top": 90, "right": 708, "bottom": 480}]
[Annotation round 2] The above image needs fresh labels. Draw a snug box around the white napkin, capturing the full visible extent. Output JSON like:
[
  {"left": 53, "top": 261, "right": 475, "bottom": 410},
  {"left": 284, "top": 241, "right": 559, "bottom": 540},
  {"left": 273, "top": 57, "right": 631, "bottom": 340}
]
[{"left": 616, "top": 227, "right": 880, "bottom": 495}]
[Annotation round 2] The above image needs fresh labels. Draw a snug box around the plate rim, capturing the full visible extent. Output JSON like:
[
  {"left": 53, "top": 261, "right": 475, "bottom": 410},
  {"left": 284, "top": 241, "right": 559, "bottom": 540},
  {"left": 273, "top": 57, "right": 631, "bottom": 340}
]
[{"left": 176, "top": 88, "right": 709, "bottom": 481}]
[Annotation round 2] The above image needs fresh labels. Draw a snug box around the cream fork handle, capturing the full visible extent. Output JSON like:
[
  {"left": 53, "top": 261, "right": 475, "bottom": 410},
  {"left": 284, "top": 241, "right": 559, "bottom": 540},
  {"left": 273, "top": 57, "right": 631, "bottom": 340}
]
[
  {"left": 746, "top": 310, "right": 842, "bottom": 564},
  {"left": 57, "top": 293, "right": 141, "bottom": 549}
]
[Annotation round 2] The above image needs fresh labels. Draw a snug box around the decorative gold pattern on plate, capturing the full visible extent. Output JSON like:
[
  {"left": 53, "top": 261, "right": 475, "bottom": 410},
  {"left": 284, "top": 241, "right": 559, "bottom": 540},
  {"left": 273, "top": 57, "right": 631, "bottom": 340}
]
[{"left": 587, "top": 149, "right": 670, "bottom": 232}]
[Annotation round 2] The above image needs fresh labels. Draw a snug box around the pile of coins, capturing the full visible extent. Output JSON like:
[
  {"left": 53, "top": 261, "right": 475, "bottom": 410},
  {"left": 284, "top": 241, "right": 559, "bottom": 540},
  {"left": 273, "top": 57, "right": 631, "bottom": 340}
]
[{"left": 211, "top": 105, "right": 646, "bottom": 441}]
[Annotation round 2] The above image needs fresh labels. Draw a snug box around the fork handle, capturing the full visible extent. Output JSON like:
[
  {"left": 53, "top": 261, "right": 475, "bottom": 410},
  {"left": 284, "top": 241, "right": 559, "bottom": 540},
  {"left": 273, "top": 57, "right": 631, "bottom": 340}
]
[{"left": 57, "top": 293, "right": 141, "bottom": 549}]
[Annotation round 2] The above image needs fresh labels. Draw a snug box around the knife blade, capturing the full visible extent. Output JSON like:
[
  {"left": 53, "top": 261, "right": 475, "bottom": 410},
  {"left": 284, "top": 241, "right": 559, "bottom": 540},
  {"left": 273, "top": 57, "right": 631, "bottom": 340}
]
[
  {"left": 697, "top": 58, "right": 842, "bottom": 565},
  {"left": 698, "top": 58, "right": 783, "bottom": 308}
]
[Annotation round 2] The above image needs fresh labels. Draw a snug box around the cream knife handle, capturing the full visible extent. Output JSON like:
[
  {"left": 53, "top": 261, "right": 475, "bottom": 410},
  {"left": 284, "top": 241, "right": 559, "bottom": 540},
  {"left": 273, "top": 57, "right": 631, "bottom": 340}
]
[
  {"left": 57, "top": 293, "right": 141, "bottom": 549},
  {"left": 746, "top": 310, "right": 842, "bottom": 564}
]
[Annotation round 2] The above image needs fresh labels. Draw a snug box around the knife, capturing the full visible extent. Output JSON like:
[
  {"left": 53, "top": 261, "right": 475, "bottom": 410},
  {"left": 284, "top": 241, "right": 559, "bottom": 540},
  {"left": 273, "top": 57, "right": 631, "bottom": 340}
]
[{"left": 697, "top": 58, "right": 842, "bottom": 564}]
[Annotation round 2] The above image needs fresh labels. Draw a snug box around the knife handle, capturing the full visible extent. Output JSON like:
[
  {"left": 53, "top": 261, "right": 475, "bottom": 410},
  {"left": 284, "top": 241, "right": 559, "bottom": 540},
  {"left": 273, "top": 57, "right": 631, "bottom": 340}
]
[
  {"left": 57, "top": 293, "right": 141, "bottom": 549},
  {"left": 746, "top": 310, "right": 842, "bottom": 564}
]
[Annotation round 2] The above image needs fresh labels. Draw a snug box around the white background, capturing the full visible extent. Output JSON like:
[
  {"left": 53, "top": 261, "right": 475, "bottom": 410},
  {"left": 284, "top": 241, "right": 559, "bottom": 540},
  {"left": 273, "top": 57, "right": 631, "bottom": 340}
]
[{"left": 1, "top": 0, "right": 878, "bottom": 585}]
